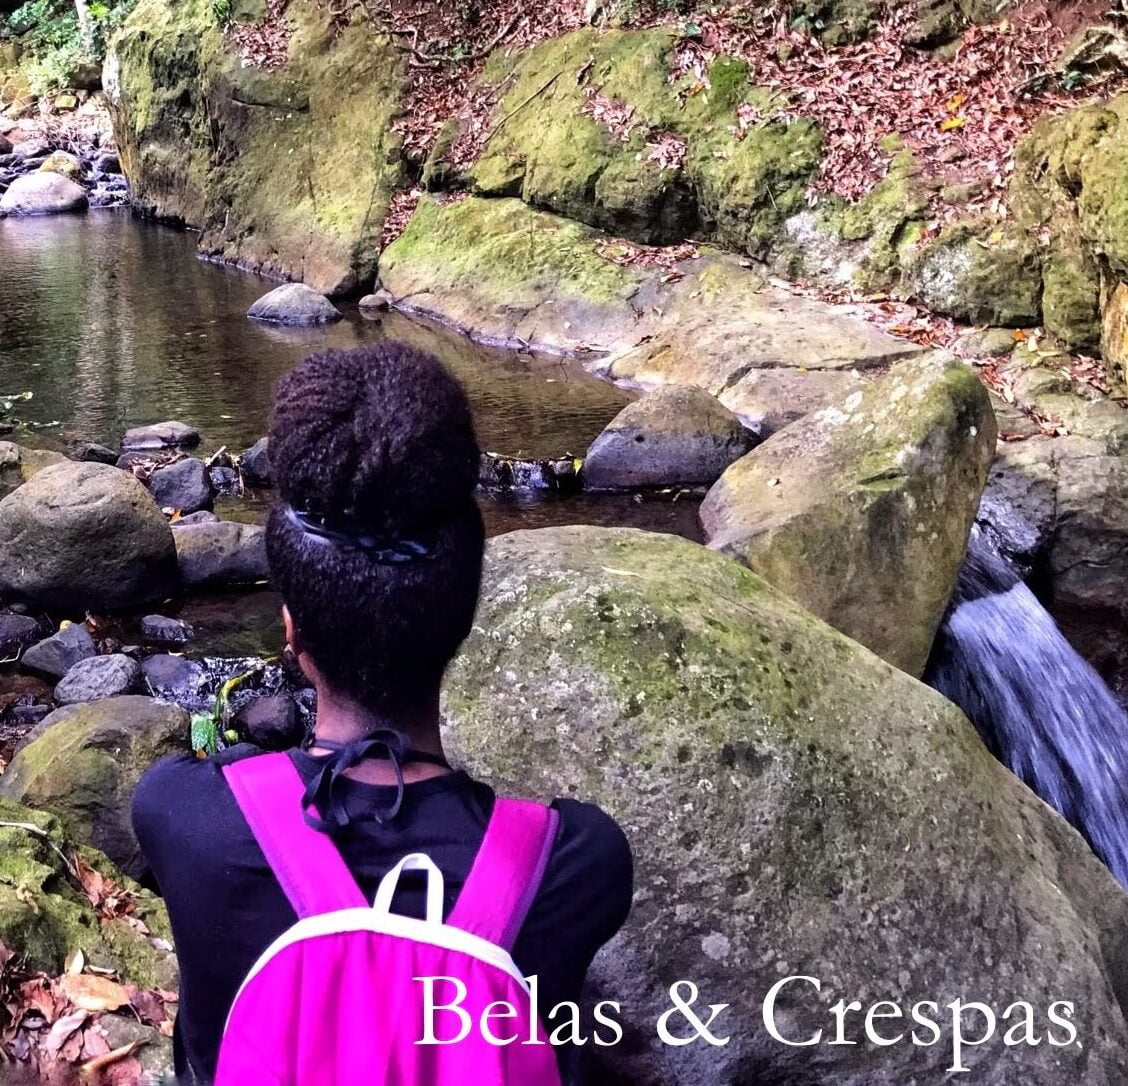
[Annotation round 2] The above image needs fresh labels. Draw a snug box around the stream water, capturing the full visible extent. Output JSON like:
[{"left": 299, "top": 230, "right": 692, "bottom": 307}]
[{"left": 0, "top": 211, "right": 702, "bottom": 654}]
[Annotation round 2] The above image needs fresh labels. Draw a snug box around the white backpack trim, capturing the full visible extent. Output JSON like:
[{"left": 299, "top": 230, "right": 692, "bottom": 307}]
[{"left": 225, "top": 852, "right": 530, "bottom": 1035}]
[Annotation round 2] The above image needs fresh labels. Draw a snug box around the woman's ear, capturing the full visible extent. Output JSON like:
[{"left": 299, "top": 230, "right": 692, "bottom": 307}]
[{"left": 282, "top": 604, "right": 299, "bottom": 654}]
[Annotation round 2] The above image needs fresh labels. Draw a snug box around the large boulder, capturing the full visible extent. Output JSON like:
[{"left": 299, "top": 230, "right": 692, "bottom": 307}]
[
  {"left": 0, "top": 171, "right": 88, "bottom": 216},
  {"left": 38, "top": 150, "right": 82, "bottom": 179},
  {"left": 173, "top": 520, "right": 268, "bottom": 586},
  {"left": 247, "top": 283, "right": 342, "bottom": 326},
  {"left": 0, "top": 795, "right": 176, "bottom": 986},
  {"left": 443, "top": 527, "right": 1128, "bottom": 1086},
  {"left": 0, "top": 462, "right": 179, "bottom": 613},
  {"left": 106, "top": 0, "right": 407, "bottom": 293},
  {"left": 0, "top": 696, "right": 189, "bottom": 878},
  {"left": 700, "top": 353, "right": 997, "bottom": 675},
  {"left": 583, "top": 386, "right": 753, "bottom": 489}
]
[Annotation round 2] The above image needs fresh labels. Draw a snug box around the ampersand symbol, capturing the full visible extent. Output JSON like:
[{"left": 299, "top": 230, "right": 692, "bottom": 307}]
[{"left": 656, "top": 981, "right": 731, "bottom": 1047}]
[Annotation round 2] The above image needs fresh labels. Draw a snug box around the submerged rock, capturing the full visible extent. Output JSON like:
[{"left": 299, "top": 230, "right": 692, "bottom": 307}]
[
  {"left": 247, "top": 283, "right": 343, "bottom": 326},
  {"left": 700, "top": 353, "right": 997, "bottom": 676},
  {"left": 0, "top": 462, "right": 179, "bottom": 613},
  {"left": 583, "top": 386, "right": 753, "bottom": 489},
  {"left": 148, "top": 457, "right": 212, "bottom": 514},
  {"left": 22, "top": 623, "right": 97, "bottom": 679},
  {"left": 0, "top": 795, "right": 176, "bottom": 983},
  {"left": 444, "top": 526, "right": 1128, "bottom": 1086},
  {"left": 174, "top": 520, "right": 268, "bottom": 586},
  {"left": 0, "top": 696, "right": 188, "bottom": 878},
  {"left": 122, "top": 420, "right": 200, "bottom": 450},
  {"left": 0, "top": 171, "right": 87, "bottom": 216},
  {"left": 55, "top": 654, "right": 142, "bottom": 704}
]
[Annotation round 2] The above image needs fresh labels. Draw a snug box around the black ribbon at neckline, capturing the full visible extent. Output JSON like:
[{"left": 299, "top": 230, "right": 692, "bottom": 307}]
[{"left": 300, "top": 729, "right": 451, "bottom": 832}]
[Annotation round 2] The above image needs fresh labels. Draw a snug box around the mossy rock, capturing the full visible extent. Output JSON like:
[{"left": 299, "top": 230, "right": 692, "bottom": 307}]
[
  {"left": 469, "top": 28, "right": 822, "bottom": 254},
  {"left": 906, "top": 221, "right": 1043, "bottom": 327},
  {"left": 107, "top": 0, "right": 407, "bottom": 293},
  {"left": 0, "top": 696, "right": 190, "bottom": 879},
  {"left": 444, "top": 526, "right": 1128, "bottom": 1084},
  {"left": 700, "top": 352, "right": 997, "bottom": 675},
  {"left": 0, "top": 796, "right": 176, "bottom": 987}
]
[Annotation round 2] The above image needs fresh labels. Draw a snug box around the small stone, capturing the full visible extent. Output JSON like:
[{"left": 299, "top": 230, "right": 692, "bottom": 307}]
[
  {"left": 358, "top": 289, "right": 393, "bottom": 312},
  {"left": 122, "top": 421, "right": 200, "bottom": 450},
  {"left": 139, "top": 615, "right": 194, "bottom": 645},
  {"left": 76, "top": 442, "right": 119, "bottom": 464},
  {"left": 240, "top": 437, "right": 271, "bottom": 487},
  {"left": 208, "top": 466, "right": 238, "bottom": 492},
  {"left": 22, "top": 624, "right": 97, "bottom": 679},
  {"left": 0, "top": 613, "right": 43, "bottom": 657},
  {"left": 55, "top": 655, "right": 142, "bottom": 704},
  {"left": 141, "top": 654, "right": 205, "bottom": 700},
  {"left": 247, "top": 283, "right": 342, "bottom": 326},
  {"left": 235, "top": 695, "right": 302, "bottom": 751},
  {"left": 148, "top": 458, "right": 212, "bottom": 514}
]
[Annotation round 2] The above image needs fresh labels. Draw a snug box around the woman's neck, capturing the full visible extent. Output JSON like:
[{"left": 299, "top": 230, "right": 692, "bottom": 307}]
[{"left": 308, "top": 686, "right": 449, "bottom": 785}]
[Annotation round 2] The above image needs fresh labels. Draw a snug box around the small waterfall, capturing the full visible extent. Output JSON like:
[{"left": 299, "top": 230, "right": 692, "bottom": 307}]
[{"left": 927, "top": 530, "right": 1128, "bottom": 887}]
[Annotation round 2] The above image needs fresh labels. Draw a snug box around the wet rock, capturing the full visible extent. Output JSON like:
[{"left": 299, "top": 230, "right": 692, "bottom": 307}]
[
  {"left": 700, "top": 352, "right": 997, "bottom": 676},
  {"left": 0, "top": 795, "right": 176, "bottom": 983},
  {"left": 0, "top": 135, "right": 10, "bottom": 156},
  {"left": 22, "top": 623, "right": 97, "bottom": 679},
  {"left": 94, "top": 151, "right": 120, "bottom": 174},
  {"left": 174, "top": 520, "right": 268, "bottom": 586},
  {"left": 445, "top": 526, "right": 1128, "bottom": 1086},
  {"left": 240, "top": 437, "right": 272, "bottom": 486},
  {"left": 12, "top": 139, "right": 50, "bottom": 159},
  {"left": 0, "top": 462, "right": 179, "bottom": 613},
  {"left": 583, "top": 386, "right": 753, "bottom": 489},
  {"left": 0, "top": 613, "right": 43, "bottom": 656},
  {"left": 209, "top": 465, "right": 239, "bottom": 492},
  {"left": 236, "top": 694, "right": 302, "bottom": 751},
  {"left": 121, "top": 420, "right": 200, "bottom": 450},
  {"left": 139, "top": 614, "right": 193, "bottom": 645},
  {"left": 0, "top": 696, "right": 188, "bottom": 879},
  {"left": 141, "top": 653, "right": 206, "bottom": 700},
  {"left": 0, "top": 441, "right": 67, "bottom": 497},
  {"left": 38, "top": 150, "right": 82, "bottom": 180},
  {"left": 358, "top": 289, "right": 393, "bottom": 312},
  {"left": 247, "top": 283, "right": 342, "bottom": 326},
  {"left": 148, "top": 457, "right": 212, "bottom": 514},
  {"left": 76, "top": 441, "right": 120, "bottom": 465},
  {"left": 55, "top": 654, "right": 142, "bottom": 704},
  {"left": 0, "top": 172, "right": 87, "bottom": 216}
]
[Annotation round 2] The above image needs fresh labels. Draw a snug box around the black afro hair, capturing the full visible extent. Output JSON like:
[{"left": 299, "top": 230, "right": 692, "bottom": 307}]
[{"left": 265, "top": 341, "right": 484, "bottom": 717}]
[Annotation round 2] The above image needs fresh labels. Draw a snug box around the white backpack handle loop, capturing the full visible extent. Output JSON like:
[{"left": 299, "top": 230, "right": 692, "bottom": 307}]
[{"left": 372, "top": 852, "right": 444, "bottom": 925}]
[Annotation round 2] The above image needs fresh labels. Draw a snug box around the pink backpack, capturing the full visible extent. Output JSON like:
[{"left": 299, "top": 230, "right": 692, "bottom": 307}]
[{"left": 215, "top": 752, "right": 563, "bottom": 1086}]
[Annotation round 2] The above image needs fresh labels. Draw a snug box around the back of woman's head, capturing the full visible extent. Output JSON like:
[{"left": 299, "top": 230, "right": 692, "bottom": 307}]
[{"left": 265, "top": 342, "right": 484, "bottom": 716}]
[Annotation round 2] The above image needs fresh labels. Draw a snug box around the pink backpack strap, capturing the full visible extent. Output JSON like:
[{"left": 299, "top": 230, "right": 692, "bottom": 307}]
[
  {"left": 447, "top": 798, "right": 559, "bottom": 950},
  {"left": 223, "top": 753, "right": 367, "bottom": 919}
]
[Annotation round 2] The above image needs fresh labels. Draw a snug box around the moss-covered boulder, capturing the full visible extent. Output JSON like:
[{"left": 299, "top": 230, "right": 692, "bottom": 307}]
[
  {"left": 107, "top": 0, "right": 407, "bottom": 294},
  {"left": 0, "top": 795, "right": 176, "bottom": 986},
  {"left": 380, "top": 195, "right": 922, "bottom": 431},
  {"left": 467, "top": 29, "right": 822, "bottom": 254},
  {"left": 0, "top": 696, "right": 189, "bottom": 878},
  {"left": 700, "top": 353, "right": 997, "bottom": 675},
  {"left": 444, "top": 526, "right": 1128, "bottom": 1085}
]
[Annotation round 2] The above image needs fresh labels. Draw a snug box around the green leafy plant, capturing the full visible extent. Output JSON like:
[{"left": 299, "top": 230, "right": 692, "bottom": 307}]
[{"left": 189, "top": 662, "right": 269, "bottom": 756}]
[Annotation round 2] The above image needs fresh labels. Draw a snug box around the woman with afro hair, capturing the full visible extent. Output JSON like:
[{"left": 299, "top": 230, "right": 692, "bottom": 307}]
[{"left": 132, "top": 342, "right": 633, "bottom": 1085}]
